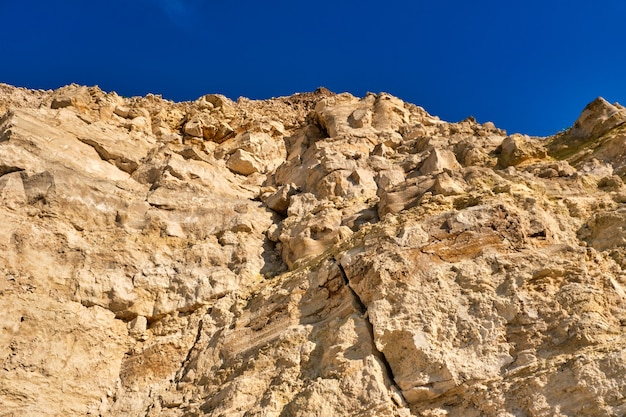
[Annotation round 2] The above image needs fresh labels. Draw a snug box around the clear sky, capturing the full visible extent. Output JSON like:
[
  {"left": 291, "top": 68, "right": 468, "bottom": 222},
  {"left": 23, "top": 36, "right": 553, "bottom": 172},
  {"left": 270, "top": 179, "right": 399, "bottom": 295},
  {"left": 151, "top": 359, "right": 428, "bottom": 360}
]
[{"left": 1, "top": 0, "right": 625, "bottom": 136}]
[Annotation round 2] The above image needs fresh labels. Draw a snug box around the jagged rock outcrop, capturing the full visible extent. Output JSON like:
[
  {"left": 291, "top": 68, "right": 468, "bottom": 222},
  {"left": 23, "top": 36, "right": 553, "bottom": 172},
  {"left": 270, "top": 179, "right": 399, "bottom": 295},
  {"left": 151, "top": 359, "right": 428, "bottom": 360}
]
[{"left": 2, "top": 83, "right": 626, "bottom": 416}]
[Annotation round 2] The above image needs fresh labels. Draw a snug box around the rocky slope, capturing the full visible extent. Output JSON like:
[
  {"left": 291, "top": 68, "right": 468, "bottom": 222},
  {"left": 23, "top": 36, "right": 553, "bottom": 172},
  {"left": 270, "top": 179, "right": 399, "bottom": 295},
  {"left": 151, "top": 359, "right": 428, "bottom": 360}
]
[{"left": 1, "top": 83, "right": 626, "bottom": 416}]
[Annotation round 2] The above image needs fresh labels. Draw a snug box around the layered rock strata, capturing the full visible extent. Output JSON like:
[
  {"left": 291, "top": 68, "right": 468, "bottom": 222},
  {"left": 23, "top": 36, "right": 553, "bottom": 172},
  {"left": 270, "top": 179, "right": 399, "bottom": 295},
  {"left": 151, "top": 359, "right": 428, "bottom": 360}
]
[{"left": 1, "top": 83, "right": 626, "bottom": 416}]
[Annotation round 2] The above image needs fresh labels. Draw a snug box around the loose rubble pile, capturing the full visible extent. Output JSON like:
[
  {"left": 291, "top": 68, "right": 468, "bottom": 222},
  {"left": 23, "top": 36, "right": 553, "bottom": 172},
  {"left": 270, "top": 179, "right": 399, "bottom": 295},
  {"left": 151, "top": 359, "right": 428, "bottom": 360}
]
[{"left": 1, "top": 83, "right": 626, "bottom": 416}]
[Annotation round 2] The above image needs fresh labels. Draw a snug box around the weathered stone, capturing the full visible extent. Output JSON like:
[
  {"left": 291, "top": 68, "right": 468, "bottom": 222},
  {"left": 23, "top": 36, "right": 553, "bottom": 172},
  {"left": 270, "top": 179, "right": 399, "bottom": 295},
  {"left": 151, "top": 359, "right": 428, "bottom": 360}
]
[
  {"left": 183, "top": 118, "right": 203, "bottom": 137},
  {"left": 432, "top": 171, "right": 466, "bottom": 196},
  {"left": 498, "top": 134, "right": 547, "bottom": 167},
  {"left": 372, "top": 93, "right": 410, "bottom": 131},
  {"left": 226, "top": 148, "right": 262, "bottom": 175},
  {"left": 128, "top": 315, "right": 148, "bottom": 338},
  {"left": 570, "top": 97, "right": 626, "bottom": 139},
  {"left": 376, "top": 168, "right": 405, "bottom": 190},
  {"left": 262, "top": 183, "right": 298, "bottom": 215},
  {"left": 378, "top": 177, "right": 436, "bottom": 216},
  {"left": 211, "top": 120, "right": 235, "bottom": 143},
  {"left": 114, "top": 105, "right": 131, "bottom": 118},
  {"left": 49, "top": 84, "right": 93, "bottom": 112},
  {"left": 348, "top": 108, "right": 372, "bottom": 128},
  {"left": 420, "top": 148, "right": 461, "bottom": 174},
  {"left": 50, "top": 96, "right": 72, "bottom": 109},
  {"left": 1, "top": 86, "right": 626, "bottom": 417}
]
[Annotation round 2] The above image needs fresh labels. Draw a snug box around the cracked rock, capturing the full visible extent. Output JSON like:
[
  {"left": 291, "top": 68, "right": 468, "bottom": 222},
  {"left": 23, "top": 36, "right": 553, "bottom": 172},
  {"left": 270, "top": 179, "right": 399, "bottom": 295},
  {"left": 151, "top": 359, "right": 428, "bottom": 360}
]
[{"left": 2, "top": 84, "right": 626, "bottom": 417}]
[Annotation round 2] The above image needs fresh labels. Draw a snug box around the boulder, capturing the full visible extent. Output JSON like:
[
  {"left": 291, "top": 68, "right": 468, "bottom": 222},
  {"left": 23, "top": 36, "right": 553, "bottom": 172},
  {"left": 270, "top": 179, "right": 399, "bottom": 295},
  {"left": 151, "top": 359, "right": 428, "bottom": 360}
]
[
  {"left": 420, "top": 148, "right": 461, "bottom": 174},
  {"left": 569, "top": 97, "right": 626, "bottom": 139},
  {"left": 226, "top": 149, "right": 262, "bottom": 175}
]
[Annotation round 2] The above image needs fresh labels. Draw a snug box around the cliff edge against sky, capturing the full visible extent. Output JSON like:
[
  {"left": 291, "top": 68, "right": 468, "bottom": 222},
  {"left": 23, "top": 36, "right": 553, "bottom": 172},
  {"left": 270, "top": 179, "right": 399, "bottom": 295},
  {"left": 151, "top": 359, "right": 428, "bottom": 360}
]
[{"left": 2, "top": 84, "right": 626, "bottom": 416}]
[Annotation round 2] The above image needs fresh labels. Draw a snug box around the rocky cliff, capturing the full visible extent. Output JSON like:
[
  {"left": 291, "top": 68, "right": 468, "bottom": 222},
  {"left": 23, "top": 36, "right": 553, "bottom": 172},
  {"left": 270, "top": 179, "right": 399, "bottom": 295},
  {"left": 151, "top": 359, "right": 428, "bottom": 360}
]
[{"left": 1, "top": 83, "right": 626, "bottom": 416}]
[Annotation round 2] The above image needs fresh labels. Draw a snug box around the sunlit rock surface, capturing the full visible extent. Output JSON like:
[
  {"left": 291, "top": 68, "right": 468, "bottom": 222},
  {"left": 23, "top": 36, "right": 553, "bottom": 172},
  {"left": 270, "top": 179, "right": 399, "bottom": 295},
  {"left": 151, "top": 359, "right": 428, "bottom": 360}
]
[{"left": 2, "top": 83, "right": 626, "bottom": 416}]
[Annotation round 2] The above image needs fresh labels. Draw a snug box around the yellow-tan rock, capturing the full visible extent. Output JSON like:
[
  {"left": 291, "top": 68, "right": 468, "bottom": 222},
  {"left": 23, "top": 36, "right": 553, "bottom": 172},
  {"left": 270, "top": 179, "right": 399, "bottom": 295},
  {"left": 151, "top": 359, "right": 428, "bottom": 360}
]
[{"left": 1, "top": 83, "right": 626, "bottom": 417}]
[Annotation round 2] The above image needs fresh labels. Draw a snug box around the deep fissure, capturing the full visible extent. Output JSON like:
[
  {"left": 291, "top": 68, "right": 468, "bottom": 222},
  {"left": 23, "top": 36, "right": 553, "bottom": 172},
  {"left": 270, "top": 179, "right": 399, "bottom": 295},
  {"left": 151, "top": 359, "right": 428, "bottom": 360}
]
[
  {"left": 175, "top": 313, "right": 205, "bottom": 384},
  {"left": 334, "top": 259, "right": 408, "bottom": 407}
]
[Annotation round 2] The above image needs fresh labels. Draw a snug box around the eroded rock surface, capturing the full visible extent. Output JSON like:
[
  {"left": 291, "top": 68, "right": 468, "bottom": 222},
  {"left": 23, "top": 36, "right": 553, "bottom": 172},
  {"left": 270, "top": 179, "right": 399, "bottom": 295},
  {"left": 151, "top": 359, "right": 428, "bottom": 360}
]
[{"left": 1, "top": 83, "right": 626, "bottom": 416}]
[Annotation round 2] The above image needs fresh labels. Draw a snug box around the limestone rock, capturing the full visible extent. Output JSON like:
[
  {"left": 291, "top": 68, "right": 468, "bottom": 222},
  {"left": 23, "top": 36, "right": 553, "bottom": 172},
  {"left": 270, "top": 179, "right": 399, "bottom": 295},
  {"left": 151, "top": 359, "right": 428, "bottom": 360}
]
[
  {"left": 2, "top": 86, "right": 626, "bottom": 417},
  {"left": 226, "top": 149, "right": 262, "bottom": 175},
  {"left": 348, "top": 107, "right": 372, "bottom": 128},
  {"left": 183, "top": 118, "right": 203, "bottom": 137},
  {"left": 548, "top": 97, "right": 626, "bottom": 176},
  {"left": 570, "top": 97, "right": 626, "bottom": 139},
  {"left": 498, "top": 134, "right": 547, "bottom": 167},
  {"left": 49, "top": 84, "right": 93, "bottom": 111},
  {"left": 183, "top": 112, "right": 234, "bottom": 143},
  {"left": 420, "top": 148, "right": 461, "bottom": 174},
  {"left": 217, "top": 131, "right": 286, "bottom": 175},
  {"left": 262, "top": 183, "right": 299, "bottom": 215},
  {"left": 578, "top": 209, "right": 626, "bottom": 251}
]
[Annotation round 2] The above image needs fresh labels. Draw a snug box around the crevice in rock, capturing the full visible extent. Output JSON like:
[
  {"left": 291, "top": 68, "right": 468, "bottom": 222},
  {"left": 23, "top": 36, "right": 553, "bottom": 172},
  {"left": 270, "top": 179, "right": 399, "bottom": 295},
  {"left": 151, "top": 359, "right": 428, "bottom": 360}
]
[
  {"left": 0, "top": 165, "right": 24, "bottom": 177},
  {"left": 175, "top": 311, "right": 205, "bottom": 383},
  {"left": 147, "top": 201, "right": 176, "bottom": 210},
  {"left": 334, "top": 258, "right": 408, "bottom": 408},
  {"left": 78, "top": 137, "right": 139, "bottom": 174}
]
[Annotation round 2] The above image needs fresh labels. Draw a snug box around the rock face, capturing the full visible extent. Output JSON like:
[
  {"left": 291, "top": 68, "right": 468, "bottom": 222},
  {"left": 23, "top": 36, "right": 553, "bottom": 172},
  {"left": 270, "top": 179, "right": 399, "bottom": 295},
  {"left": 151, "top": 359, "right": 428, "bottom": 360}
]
[{"left": 1, "top": 83, "right": 626, "bottom": 417}]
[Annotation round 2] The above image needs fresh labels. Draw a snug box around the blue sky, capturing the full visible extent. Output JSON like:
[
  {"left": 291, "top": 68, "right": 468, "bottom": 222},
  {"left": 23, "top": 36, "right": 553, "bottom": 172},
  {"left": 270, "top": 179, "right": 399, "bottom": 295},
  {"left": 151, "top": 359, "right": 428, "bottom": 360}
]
[{"left": 1, "top": 0, "right": 625, "bottom": 136}]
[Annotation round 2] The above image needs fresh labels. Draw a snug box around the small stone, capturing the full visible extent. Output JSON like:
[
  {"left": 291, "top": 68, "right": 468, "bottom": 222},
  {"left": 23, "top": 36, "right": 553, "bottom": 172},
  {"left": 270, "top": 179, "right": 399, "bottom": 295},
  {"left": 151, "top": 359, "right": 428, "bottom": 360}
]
[
  {"left": 51, "top": 97, "right": 72, "bottom": 109},
  {"left": 128, "top": 315, "right": 147, "bottom": 337},
  {"left": 184, "top": 119, "right": 203, "bottom": 137},
  {"left": 348, "top": 108, "right": 372, "bottom": 128},
  {"left": 263, "top": 183, "right": 298, "bottom": 215},
  {"left": 420, "top": 148, "right": 461, "bottom": 174},
  {"left": 226, "top": 149, "right": 261, "bottom": 175},
  {"left": 164, "top": 221, "right": 185, "bottom": 237},
  {"left": 113, "top": 105, "right": 130, "bottom": 118}
]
